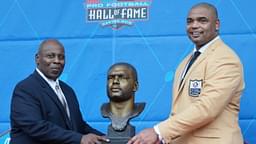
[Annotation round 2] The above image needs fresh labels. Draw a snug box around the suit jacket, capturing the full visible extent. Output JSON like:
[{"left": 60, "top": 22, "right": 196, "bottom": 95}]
[
  {"left": 157, "top": 38, "right": 244, "bottom": 144},
  {"left": 10, "top": 71, "right": 103, "bottom": 144}
]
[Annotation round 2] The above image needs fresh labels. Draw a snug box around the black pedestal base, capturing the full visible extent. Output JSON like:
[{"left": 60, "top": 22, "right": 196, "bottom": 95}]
[{"left": 103, "top": 124, "right": 135, "bottom": 144}]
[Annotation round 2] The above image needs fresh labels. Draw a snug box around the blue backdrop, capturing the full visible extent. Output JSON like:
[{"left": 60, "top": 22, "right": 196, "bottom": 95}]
[{"left": 0, "top": 0, "right": 255, "bottom": 143}]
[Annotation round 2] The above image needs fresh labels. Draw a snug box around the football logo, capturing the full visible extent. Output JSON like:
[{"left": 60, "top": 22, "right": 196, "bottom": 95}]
[{"left": 85, "top": 0, "right": 152, "bottom": 29}]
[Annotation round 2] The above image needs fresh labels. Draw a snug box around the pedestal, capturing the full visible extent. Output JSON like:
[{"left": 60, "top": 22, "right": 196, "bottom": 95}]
[{"left": 102, "top": 124, "right": 135, "bottom": 144}]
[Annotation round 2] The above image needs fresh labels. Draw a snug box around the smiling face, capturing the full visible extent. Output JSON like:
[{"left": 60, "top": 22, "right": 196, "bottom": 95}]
[
  {"left": 36, "top": 40, "right": 65, "bottom": 80},
  {"left": 186, "top": 4, "right": 219, "bottom": 49},
  {"left": 107, "top": 64, "right": 138, "bottom": 102}
]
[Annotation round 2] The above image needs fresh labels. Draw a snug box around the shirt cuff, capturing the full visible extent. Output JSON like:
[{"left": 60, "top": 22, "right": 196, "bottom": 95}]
[{"left": 154, "top": 125, "right": 165, "bottom": 144}]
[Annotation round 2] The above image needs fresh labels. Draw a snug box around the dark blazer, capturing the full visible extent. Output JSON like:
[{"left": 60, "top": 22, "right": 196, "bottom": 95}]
[{"left": 10, "top": 70, "right": 103, "bottom": 144}]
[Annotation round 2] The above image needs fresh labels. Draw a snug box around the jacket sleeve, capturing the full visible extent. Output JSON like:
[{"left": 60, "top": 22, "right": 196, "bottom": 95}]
[
  {"left": 11, "top": 84, "right": 83, "bottom": 144},
  {"left": 69, "top": 88, "right": 104, "bottom": 136}
]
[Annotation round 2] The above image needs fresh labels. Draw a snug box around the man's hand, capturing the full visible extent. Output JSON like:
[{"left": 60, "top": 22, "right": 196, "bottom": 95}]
[
  {"left": 127, "top": 128, "right": 161, "bottom": 144},
  {"left": 81, "top": 133, "right": 110, "bottom": 144}
]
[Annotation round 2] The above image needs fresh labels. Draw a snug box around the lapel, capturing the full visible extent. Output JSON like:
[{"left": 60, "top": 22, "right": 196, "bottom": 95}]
[
  {"left": 172, "top": 54, "right": 192, "bottom": 106},
  {"left": 33, "top": 71, "right": 73, "bottom": 129},
  {"left": 173, "top": 39, "right": 222, "bottom": 105}
]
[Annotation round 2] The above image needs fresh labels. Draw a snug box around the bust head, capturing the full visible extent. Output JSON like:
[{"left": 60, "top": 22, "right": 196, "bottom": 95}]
[
  {"left": 107, "top": 62, "right": 138, "bottom": 103},
  {"left": 102, "top": 62, "right": 144, "bottom": 131}
]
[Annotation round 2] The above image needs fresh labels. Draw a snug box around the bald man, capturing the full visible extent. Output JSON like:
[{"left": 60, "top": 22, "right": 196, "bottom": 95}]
[
  {"left": 128, "top": 2, "right": 244, "bottom": 144},
  {"left": 10, "top": 39, "right": 109, "bottom": 144}
]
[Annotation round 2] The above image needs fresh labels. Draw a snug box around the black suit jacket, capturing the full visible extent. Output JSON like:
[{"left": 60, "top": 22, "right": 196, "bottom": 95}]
[{"left": 10, "top": 71, "right": 103, "bottom": 144}]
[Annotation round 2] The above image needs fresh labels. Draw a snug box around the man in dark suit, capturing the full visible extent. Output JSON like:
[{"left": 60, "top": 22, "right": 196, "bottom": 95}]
[{"left": 10, "top": 39, "right": 109, "bottom": 144}]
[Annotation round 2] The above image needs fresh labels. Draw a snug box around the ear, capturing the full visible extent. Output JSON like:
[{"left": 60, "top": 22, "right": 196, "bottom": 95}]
[
  {"left": 35, "top": 53, "right": 39, "bottom": 66},
  {"left": 133, "top": 81, "right": 139, "bottom": 92},
  {"left": 215, "top": 19, "right": 220, "bottom": 31}
]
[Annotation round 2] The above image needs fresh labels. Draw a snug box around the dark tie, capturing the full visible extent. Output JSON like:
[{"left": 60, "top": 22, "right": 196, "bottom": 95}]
[
  {"left": 184, "top": 51, "right": 201, "bottom": 77},
  {"left": 179, "top": 51, "right": 201, "bottom": 88}
]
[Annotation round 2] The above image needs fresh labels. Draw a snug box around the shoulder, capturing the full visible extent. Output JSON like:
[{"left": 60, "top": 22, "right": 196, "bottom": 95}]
[
  {"left": 15, "top": 73, "right": 37, "bottom": 89},
  {"left": 209, "top": 39, "right": 242, "bottom": 64},
  {"left": 14, "top": 71, "right": 48, "bottom": 94},
  {"left": 12, "top": 73, "right": 42, "bottom": 101}
]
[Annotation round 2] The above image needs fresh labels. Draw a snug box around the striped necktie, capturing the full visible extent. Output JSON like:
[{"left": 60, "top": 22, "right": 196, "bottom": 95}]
[{"left": 55, "top": 83, "right": 70, "bottom": 118}]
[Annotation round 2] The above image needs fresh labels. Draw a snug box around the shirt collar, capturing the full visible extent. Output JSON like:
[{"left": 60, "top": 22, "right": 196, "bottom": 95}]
[
  {"left": 193, "top": 36, "right": 220, "bottom": 54},
  {"left": 36, "top": 68, "right": 59, "bottom": 91}
]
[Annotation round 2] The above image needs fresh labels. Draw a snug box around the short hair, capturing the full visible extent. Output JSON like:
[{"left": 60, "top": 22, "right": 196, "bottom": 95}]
[
  {"left": 37, "top": 39, "right": 64, "bottom": 54},
  {"left": 191, "top": 2, "right": 218, "bottom": 19},
  {"left": 108, "top": 62, "right": 138, "bottom": 82}
]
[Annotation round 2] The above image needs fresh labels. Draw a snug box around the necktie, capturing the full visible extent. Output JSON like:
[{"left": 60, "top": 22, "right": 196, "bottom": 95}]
[
  {"left": 184, "top": 51, "right": 201, "bottom": 77},
  {"left": 179, "top": 51, "right": 201, "bottom": 88},
  {"left": 55, "top": 84, "right": 70, "bottom": 118}
]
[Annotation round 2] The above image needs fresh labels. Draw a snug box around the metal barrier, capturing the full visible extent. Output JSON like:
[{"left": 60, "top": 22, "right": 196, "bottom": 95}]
[
  {"left": 0, "top": 128, "right": 10, "bottom": 144},
  {"left": 0, "top": 129, "right": 10, "bottom": 138}
]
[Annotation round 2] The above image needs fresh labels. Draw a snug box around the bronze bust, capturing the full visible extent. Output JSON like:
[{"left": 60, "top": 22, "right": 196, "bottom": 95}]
[{"left": 101, "top": 62, "right": 145, "bottom": 143}]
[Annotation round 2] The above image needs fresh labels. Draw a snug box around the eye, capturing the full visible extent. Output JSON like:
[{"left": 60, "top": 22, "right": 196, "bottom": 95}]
[
  {"left": 58, "top": 54, "right": 65, "bottom": 60},
  {"left": 199, "top": 18, "right": 208, "bottom": 23},
  {"left": 187, "top": 18, "right": 193, "bottom": 24},
  {"left": 108, "top": 76, "right": 114, "bottom": 80},
  {"left": 46, "top": 54, "right": 55, "bottom": 59},
  {"left": 119, "top": 75, "right": 129, "bottom": 80}
]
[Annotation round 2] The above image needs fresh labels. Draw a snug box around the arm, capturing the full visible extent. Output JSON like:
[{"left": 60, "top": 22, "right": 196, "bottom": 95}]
[
  {"left": 63, "top": 85, "right": 109, "bottom": 143},
  {"left": 67, "top": 87, "right": 104, "bottom": 136},
  {"left": 11, "top": 84, "right": 82, "bottom": 143}
]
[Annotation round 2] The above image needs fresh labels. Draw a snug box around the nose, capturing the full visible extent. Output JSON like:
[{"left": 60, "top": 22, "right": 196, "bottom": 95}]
[
  {"left": 53, "top": 56, "right": 61, "bottom": 63},
  {"left": 191, "top": 21, "right": 199, "bottom": 28},
  {"left": 113, "top": 76, "right": 120, "bottom": 84}
]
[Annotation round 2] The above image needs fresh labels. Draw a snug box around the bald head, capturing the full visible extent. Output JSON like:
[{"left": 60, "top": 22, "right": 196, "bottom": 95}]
[
  {"left": 190, "top": 2, "right": 218, "bottom": 19},
  {"left": 187, "top": 3, "right": 220, "bottom": 49},
  {"left": 37, "top": 39, "right": 64, "bottom": 54},
  {"left": 36, "top": 39, "right": 65, "bottom": 80}
]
